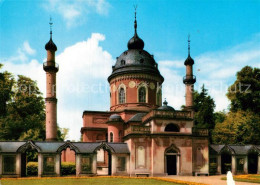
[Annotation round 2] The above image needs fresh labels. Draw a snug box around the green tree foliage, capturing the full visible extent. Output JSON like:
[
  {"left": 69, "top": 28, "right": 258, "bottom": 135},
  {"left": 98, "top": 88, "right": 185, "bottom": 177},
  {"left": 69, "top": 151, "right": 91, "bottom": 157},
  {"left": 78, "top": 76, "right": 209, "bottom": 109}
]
[
  {"left": 0, "top": 64, "right": 15, "bottom": 117},
  {"left": 0, "top": 74, "right": 46, "bottom": 140},
  {"left": 0, "top": 64, "right": 67, "bottom": 141},
  {"left": 212, "top": 66, "right": 260, "bottom": 145},
  {"left": 213, "top": 111, "right": 226, "bottom": 124},
  {"left": 212, "top": 110, "right": 260, "bottom": 144},
  {"left": 193, "top": 85, "right": 216, "bottom": 130},
  {"left": 226, "top": 66, "right": 260, "bottom": 113}
]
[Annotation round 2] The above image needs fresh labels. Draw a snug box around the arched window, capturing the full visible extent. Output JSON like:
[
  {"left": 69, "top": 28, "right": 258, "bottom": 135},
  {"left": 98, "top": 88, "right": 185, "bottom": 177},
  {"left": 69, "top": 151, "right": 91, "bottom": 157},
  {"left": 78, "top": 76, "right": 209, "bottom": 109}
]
[
  {"left": 119, "top": 88, "right": 125, "bottom": 104},
  {"left": 165, "top": 124, "right": 180, "bottom": 132},
  {"left": 110, "top": 132, "right": 113, "bottom": 142},
  {"left": 138, "top": 87, "right": 146, "bottom": 103}
]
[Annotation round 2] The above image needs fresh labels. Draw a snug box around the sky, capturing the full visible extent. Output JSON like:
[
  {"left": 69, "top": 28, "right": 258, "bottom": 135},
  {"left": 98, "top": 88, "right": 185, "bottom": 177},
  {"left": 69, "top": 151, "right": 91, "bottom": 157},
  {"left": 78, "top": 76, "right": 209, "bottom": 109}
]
[{"left": 0, "top": 0, "right": 259, "bottom": 141}]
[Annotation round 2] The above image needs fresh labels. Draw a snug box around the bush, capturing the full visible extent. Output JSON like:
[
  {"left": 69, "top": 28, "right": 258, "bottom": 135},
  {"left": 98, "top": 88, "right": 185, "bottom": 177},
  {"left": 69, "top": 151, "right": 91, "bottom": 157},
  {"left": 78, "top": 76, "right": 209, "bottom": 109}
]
[
  {"left": 209, "top": 163, "right": 217, "bottom": 175},
  {"left": 61, "top": 162, "right": 76, "bottom": 175},
  {"left": 27, "top": 162, "right": 38, "bottom": 176}
]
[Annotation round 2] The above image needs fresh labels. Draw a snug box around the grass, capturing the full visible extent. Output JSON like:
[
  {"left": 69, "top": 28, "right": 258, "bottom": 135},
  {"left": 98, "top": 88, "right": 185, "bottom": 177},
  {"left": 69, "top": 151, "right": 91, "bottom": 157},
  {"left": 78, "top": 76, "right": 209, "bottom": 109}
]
[
  {"left": 0, "top": 177, "right": 183, "bottom": 185},
  {"left": 221, "top": 174, "right": 260, "bottom": 184}
]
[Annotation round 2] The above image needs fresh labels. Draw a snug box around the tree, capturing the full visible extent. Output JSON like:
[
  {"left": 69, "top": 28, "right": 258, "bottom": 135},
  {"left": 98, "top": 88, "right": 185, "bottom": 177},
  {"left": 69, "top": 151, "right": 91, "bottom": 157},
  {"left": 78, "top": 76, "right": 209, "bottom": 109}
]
[
  {"left": 0, "top": 74, "right": 46, "bottom": 140},
  {"left": 0, "top": 64, "right": 15, "bottom": 117},
  {"left": 226, "top": 66, "right": 260, "bottom": 113},
  {"left": 212, "top": 110, "right": 260, "bottom": 145},
  {"left": 0, "top": 64, "right": 66, "bottom": 141},
  {"left": 193, "top": 85, "right": 216, "bottom": 130}
]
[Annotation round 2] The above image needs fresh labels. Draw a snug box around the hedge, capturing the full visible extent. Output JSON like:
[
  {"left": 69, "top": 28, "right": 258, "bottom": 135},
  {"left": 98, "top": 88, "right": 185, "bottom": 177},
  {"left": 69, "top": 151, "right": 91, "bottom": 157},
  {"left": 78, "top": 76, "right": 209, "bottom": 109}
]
[
  {"left": 26, "top": 162, "right": 76, "bottom": 176},
  {"left": 209, "top": 163, "right": 217, "bottom": 175},
  {"left": 27, "top": 162, "right": 38, "bottom": 176},
  {"left": 61, "top": 162, "right": 76, "bottom": 175}
]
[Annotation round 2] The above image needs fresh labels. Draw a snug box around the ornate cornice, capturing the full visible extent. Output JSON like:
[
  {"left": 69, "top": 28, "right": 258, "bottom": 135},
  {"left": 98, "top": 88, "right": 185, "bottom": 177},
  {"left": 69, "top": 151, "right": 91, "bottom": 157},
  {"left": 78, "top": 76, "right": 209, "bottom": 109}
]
[{"left": 109, "top": 73, "right": 163, "bottom": 84}]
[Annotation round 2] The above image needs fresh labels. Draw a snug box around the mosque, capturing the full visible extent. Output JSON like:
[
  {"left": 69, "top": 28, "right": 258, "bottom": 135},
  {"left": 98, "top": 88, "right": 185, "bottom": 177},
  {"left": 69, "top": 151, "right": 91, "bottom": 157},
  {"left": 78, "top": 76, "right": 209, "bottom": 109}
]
[{"left": 0, "top": 12, "right": 259, "bottom": 178}]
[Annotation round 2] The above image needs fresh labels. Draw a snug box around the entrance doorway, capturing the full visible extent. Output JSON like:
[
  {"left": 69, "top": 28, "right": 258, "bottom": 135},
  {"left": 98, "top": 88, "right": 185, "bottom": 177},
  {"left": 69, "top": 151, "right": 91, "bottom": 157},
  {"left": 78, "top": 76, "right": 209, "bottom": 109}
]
[
  {"left": 248, "top": 152, "right": 258, "bottom": 174},
  {"left": 60, "top": 148, "right": 76, "bottom": 176},
  {"left": 96, "top": 148, "right": 112, "bottom": 176},
  {"left": 165, "top": 146, "right": 179, "bottom": 175},
  {"left": 166, "top": 155, "right": 177, "bottom": 175},
  {"left": 221, "top": 152, "right": 231, "bottom": 174},
  {"left": 21, "top": 148, "right": 38, "bottom": 177}
]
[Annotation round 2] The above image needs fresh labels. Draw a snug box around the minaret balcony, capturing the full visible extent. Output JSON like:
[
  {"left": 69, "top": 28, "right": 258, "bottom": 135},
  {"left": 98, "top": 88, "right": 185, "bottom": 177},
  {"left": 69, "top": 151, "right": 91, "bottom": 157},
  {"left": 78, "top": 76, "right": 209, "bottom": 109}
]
[
  {"left": 183, "top": 75, "right": 196, "bottom": 84},
  {"left": 43, "top": 62, "right": 59, "bottom": 72}
]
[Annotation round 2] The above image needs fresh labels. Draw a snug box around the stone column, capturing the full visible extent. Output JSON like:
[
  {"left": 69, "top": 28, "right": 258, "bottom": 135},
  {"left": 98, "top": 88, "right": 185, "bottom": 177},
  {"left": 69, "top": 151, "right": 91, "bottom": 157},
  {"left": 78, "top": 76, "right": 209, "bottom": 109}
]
[
  {"left": 258, "top": 155, "right": 260, "bottom": 174},
  {"left": 231, "top": 156, "right": 236, "bottom": 174},
  {"left": 76, "top": 154, "right": 81, "bottom": 176},
  {"left": 217, "top": 155, "right": 221, "bottom": 174},
  {"left": 0, "top": 155, "right": 2, "bottom": 176},
  {"left": 55, "top": 154, "right": 61, "bottom": 176},
  {"left": 126, "top": 155, "right": 130, "bottom": 175},
  {"left": 111, "top": 154, "right": 117, "bottom": 175},
  {"left": 244, "top": 156, "right": 248, "bottom": 174},
  {"left": 177, "top": 155, "right": 180, "bottom": 175},
  {"left": 92, "top": 154, "right": 97, "bottom": 175},
  {"left": 16, "top": 154, "right": 21, "bottom": 177},
  {"left": 38, "top": 153, "right": 43, "bottom": 177}
]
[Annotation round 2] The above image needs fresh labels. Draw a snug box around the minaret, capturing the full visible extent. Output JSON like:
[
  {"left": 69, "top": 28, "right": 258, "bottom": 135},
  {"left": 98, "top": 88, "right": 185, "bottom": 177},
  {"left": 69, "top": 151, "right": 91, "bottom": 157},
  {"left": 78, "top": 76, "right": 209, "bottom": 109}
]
[
  {"left": 43, "top": 18, "right": 58, "bottom": 141},
  {"left": 183, "top": 35, "right": 196, "bottom": 109}
]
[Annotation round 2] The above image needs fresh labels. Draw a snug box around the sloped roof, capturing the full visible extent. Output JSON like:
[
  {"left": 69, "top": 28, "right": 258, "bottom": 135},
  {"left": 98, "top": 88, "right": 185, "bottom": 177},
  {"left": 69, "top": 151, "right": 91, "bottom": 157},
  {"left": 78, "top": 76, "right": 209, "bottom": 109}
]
[
  {"left": 128, "top": 113, "right": 147, "bottom": 122},
  {"left": 0, "top": 141, "right": 26, "bottom": 153},
  {"left": 209, "top": 144, "right": 225, "bottom": 155},
  {"left": 0, "top": 141, "right": 130, "bottom": 154},
  {"left": 107, "top": 143, "right": 130, "bottom": 153},
  {"left": 209, "top": 144, "right": 260, "bottom": 155}
]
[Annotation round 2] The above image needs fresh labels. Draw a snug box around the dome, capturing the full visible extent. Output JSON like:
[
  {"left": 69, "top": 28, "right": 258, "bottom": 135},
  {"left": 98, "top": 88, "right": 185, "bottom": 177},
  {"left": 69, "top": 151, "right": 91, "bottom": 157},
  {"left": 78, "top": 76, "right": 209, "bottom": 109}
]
[
  {"left": 158, "top": 100, "right": 175, "bottom": 111},
  {"left": 108, "top": 49, "right": 163, "bottom": 81},
  {"left": 107, "top": 12, "right": 164, "bottom": 82},
  {"left": 108, "top": 114, "right": 123, "bottom": 122},
  {"left": 184, "top": 55, "right": 194, "bottom": 65},
  {"left": 45, "top": 38, "right": 57, "bottom": 51},
  {"left": 127, "top": 33, "right": 144, "bottom": 50}
]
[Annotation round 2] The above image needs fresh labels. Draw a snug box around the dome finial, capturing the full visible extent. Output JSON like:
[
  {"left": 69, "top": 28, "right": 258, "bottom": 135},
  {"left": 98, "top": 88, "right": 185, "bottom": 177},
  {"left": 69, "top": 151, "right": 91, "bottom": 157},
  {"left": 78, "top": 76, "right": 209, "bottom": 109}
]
[
  {"left": 134, "top": 5, "right": 137, "bottom": 34},
  {"left": 163, "top": 98, "right": 168, "bottom": 106},
  {"left": 188, "top": 34, "right": 190, "bottom": 56},
  {"left": 49, "top": 16, "right": 53, "bottom": 39},
  {"left": 45, "top": 16, "right": 57, "bottom": 51}
]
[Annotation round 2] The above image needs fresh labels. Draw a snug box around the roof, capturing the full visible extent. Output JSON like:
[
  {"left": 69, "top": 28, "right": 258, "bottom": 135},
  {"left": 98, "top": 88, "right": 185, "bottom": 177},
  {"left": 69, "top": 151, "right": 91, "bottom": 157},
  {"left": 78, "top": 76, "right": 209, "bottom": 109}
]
[
  {"left": 157, "top": 100, "right": 175, "bottom": 111},
  {"left": 107, "top": 143, "right": 130, "bottom": 153},
  {"left": 45, "top": 38, "right": 57, "bottom": 51},
  {"left": 108, "top": 49, "right": 163, "bottom": 82},
  {"left": 209, "top": 144, "right": 260, "bottom": 155},
  {"left": 184, "top": 55, "right": 194, "bottom": 65},
  {"left": 0, "top": 141, "right": 26, "bottom": 153},
  {"left": 128, "top": 113, "right": 147, "bottom": 122},
  {"left": 0, "top": 141, "right": 130, "bottom": 154}
]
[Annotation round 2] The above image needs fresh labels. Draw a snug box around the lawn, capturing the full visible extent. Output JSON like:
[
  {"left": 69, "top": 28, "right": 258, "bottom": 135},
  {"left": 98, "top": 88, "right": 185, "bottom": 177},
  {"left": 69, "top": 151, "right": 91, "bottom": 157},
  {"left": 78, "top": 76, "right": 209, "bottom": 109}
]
[
  {"left": 0, "top": 177, "right": 184, "bottom": 185},
  {"left": 222, "top": 174, "right": 260, "bottom": 184}
]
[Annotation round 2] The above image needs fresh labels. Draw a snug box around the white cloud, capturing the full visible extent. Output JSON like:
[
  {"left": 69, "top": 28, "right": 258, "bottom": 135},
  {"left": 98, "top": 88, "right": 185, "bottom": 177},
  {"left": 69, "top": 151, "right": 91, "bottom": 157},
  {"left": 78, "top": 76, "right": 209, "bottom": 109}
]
[
  {"left": 1, "top": 33, "right": 114, "bottom": 141},
  {"left": 23, "top": 41, "right": 36, "bottom": 55},
  {"left": 157, "top": 34, "right": 260, "bottom": 112},
  {"left": 2, "top": 41, "right": 36, "bottom": 63},
  {"left": 44, "top": 0, "right": 110, "bottom": 28},
  {"left": 2, "top": 33, "right": 259, "bottom": 140}
]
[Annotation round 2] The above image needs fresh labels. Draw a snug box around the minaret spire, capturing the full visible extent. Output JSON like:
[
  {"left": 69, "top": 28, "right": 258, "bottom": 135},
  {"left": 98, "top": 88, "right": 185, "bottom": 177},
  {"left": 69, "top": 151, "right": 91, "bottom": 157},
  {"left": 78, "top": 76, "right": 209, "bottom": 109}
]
[
  {"left": 49, "top": 17, "right": 53, "bottom": 39},
  {"left": 134, "top": 5, "right": 137, "bottom": 34},
  {"left": 188, "top": 34, "right": 190, "bottom": 56}
]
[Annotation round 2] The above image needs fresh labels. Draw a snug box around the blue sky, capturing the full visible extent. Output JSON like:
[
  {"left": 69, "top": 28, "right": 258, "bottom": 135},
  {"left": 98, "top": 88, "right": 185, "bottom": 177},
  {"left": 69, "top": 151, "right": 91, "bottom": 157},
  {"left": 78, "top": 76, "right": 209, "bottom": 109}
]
[{"left": 0, "top": 0, "right": 260, "bottom": 140}]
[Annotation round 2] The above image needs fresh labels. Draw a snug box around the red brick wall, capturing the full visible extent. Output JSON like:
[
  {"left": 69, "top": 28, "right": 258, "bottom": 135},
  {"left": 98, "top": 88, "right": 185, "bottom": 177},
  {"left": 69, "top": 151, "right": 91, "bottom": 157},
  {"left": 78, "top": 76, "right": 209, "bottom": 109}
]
[{"left": 61, "top": 148, "right": 76, "bottom": 163}]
